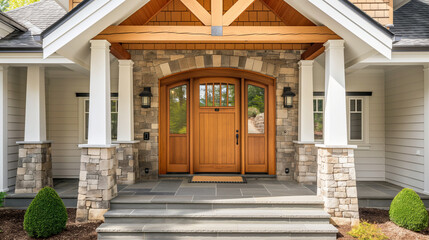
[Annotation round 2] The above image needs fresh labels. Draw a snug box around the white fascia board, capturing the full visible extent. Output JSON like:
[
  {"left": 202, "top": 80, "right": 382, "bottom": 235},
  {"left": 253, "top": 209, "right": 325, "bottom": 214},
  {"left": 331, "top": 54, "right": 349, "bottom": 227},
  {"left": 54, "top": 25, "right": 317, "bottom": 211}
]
[
  {"left": 43, "top": 0, "right": 149, "bottom": 60},
  {"left": 358, "top": 52, "right": 429, "bottom": 65},
  {"left": 0, "top": 52, "right": 74, "bottom": 65},
  {"left": 308, "top": 0, "right": 392, "bottom": 59},
  {"left": 0, "top": 22, "right": 15, "bottom": 39}
]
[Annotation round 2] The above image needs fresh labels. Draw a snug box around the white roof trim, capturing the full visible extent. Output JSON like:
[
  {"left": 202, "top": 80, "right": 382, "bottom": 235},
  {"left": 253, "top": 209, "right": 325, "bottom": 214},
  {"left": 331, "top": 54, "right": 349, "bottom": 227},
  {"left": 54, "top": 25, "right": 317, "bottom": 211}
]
[
  {"left": 43, "top": 0, "right": 149, "bottom": 62},
  {"left": 0, "top": 52, "right": 74, "bottom": 64},
  {"left": 352, "top": 52, "right": 429, "bottom": 68},
  {"left": 307, "top": 0, "right": 393, "bottom": 59}
]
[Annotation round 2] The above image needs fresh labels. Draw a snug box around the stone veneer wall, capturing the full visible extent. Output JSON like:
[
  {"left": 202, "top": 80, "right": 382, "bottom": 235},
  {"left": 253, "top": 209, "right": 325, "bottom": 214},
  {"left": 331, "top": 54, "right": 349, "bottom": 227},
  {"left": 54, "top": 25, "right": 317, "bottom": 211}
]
[
  {"left": 293, "top": 143, "right": 317, "bottom": 184},
  {"left": 116, "top": 143, "right": 139, "bottom": 184},
  {"left": 131, "top": 50, "right": 300, "bottom": 179},
  {"left": 15, "top": 143, "right": 53, "bottom": 193}
]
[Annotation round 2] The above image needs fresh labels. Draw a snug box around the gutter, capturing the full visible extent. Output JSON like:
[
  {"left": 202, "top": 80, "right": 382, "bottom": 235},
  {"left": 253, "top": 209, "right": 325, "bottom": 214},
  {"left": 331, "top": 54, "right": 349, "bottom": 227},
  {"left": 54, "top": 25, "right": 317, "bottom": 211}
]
[
  {"left": 0, "top": 47, "right": 43, "bottom": 53},
  {"left": 41, "top": 0, "right": 95, "bottom": 38}
]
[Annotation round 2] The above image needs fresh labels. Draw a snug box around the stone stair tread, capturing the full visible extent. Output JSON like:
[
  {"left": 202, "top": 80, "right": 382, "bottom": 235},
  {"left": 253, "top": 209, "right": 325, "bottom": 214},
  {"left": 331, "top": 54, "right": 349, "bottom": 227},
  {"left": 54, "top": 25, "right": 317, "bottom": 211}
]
[
  {"left": 97, "top": 223, "right": 338, "bottom": 233},
  {"left": 111, "top": 195, "right": 324, "bottom": 204},
  {"left": 104, "top": 208, "right": 331, "bottom": 218}
]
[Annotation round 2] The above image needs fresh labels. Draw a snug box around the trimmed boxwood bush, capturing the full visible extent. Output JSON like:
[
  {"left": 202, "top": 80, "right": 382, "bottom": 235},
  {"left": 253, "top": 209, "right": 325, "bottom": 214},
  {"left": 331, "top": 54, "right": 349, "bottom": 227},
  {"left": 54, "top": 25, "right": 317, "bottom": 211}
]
[
  {"left": 23, "top": 187, "right": 68, "bottom": 238},
  {"left": 389, "top": 188, "right": 428, "bottom": 232}
]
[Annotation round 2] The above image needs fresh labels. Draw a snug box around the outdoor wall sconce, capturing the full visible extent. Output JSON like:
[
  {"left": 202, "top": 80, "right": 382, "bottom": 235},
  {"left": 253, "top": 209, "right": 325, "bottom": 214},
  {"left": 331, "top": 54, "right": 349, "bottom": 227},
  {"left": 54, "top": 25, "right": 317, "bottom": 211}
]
[
  {"left": 139, "top": 87, "right": 152, "bottom": 108},
  {"left": 282, "top": 87, "right": 295, "bottom": 108}
]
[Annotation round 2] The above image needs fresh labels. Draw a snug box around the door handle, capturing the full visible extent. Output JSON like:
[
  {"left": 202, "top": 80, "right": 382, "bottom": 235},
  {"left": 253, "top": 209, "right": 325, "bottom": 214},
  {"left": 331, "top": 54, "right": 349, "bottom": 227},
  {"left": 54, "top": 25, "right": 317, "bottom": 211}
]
[{"left": 236, "top": 130, "right": 239, "bottom": 145}]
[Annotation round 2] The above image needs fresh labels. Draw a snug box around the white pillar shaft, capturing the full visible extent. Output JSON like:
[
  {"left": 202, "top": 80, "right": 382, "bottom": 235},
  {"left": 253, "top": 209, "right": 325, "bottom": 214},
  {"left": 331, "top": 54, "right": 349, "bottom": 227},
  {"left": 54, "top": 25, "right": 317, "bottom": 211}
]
[
  {"left": 0, "top": 66, "right": 8, "bottom": 191},
  {"left": 323, "top": 40, "right": 348, "bottom": 146},
  {"left": 88, "top": 40, "right": 112, "bottom": 146},
  {"left": 24, "top": 66, "right": 47, "bottom": 142},
  {"left": 117, "top": 60, "right": 134, "bottom": 142},
  {"left": 298, "top": 60, "right": 315, "bottom": 142},
  {"left": 424, "top": 66, "right": 429, "bottom": 193}
]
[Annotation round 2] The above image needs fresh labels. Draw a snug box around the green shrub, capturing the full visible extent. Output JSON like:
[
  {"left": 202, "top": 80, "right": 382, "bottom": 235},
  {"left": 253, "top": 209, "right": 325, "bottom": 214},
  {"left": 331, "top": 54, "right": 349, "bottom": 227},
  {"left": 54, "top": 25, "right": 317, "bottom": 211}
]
[
  {"left": 348, "top": 221, "right": 388, "bottom": 240},
  {"left": 23, "top": 187, "right": 68, "bottom": 238},
  {"left": 389, "top": 188, "right": 428, "bottom": 232},
  {"left": 0, "top": 192, "right": 6, "bottom": 207},
  {"left": 248, "top": 107, "right": 260, "bottom": 118}
]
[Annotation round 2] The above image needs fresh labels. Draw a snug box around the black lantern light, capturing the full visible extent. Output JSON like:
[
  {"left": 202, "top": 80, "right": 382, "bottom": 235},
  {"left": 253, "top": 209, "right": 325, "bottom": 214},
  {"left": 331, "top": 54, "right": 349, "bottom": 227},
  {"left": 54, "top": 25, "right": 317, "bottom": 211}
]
[
  {"left": 282, "top": 87, "right": 295, "bottom": 108},
  {"left": 139, "top": 87, "right": 152, "bottom": 108}
]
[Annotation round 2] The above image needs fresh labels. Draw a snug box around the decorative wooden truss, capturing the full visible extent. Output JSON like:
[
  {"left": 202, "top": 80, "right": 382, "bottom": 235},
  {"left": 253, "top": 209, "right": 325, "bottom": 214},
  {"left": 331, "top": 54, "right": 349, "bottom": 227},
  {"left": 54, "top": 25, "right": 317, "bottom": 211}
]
[{"left": 97, "top": 0, "right": 339, "bottom": 60}]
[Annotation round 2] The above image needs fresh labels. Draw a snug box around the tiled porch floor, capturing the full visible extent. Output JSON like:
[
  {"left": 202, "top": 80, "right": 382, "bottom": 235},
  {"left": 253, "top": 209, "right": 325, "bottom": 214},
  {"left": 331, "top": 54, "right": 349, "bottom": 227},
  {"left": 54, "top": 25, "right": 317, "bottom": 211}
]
[{"left": 7, "top": 178, "right": 429, "bottom": 202}]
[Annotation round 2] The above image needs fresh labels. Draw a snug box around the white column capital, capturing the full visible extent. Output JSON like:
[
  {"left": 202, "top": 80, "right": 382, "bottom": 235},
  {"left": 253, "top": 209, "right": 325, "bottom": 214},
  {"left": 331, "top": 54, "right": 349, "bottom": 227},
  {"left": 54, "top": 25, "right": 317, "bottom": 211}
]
[
  {"left": 89, "top": 39, "right": 111, "bottom": 49},
  {"left": 324, "top": 39, "right": 345, "bottom": 49},
  {"left": 118, "top": 59, "right": 134, "bottom": 67},
  {"left": 298, "top": 60, "right": 314, "bottom": 67}
]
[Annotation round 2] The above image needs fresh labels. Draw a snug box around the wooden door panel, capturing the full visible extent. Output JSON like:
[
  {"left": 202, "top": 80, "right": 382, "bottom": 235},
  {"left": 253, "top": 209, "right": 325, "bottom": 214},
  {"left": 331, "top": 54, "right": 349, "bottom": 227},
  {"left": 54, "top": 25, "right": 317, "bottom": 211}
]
[
  {"left": 246, "top": 135, "right": 267, "bottom": 172},
  {"left": 169, "top": 136, "right": 187, "bottom": 165}
]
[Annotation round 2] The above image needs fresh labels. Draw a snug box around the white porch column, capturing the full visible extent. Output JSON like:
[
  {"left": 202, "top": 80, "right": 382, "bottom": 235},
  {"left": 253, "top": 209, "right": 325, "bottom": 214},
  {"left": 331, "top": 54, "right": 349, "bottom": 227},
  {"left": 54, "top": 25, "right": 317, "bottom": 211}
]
[
  {"left": 24, "top": 66, "right": 47, "bottom": 142},
  {"left": 424, "top": 66, "right": 429, "bottom": 193},
  {"left": 323, "top": 40, "right": 348, "bottom": 146},
  {"left": 298, "top": 60, "right": 315, "bottom": 143},
  {"left": 0, "top": 66, "right": 8, "bottom": 192},
  {"left": 117, "top": 60, "right": 134, "bottom": 142},
  {"left": 87, "top": 40, "right": 112, "bottom": 146}
]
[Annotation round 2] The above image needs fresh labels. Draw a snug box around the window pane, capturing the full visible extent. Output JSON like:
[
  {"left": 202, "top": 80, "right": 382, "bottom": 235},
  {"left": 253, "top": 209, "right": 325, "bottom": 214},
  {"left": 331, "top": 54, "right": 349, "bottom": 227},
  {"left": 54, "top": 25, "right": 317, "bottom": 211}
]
[
  {"left": 318, "top": 99, "right": 323, "bottom": 111},
  {"left": 214, "top": 84, "right": 220, "bottom": 107},
  {"left": 314, "top": 113, "right": 323, "bottom": 140},
  {"left": 85, "top": 113, "right": 89, "bottom": 140},
  {"left": 199, "top": 84, "right": 206, "bottom": 106},
  {"left": 221, "top": 84, "right": 227, "bottom": 106},
  {"left": 111, "top": 112, "right": 118, "bottom": 139},
  {"left": 169, "top": 85, "right": 187, "bottom": 134},
  {"left": 357, "top": 99, "right": 362, "bottom": 112},
  {"left": 313, "top": 99, "right": 316, "bottom": 111},
  {"left": 350, "top": 113, "right": 362, "bottom": 140},
  {"left": 111, "top": 100, "right": 117, "bottom": 112},
  {"left": 350, "top": 99, "right": 355, "bottom": 111},
  {"left": 248, "top": 85, "right": 265, "bottom": 134},
  {"left": 228, "top": 84, "right": 235, "bottom": 106},
  {"left": 85, "top": 100, "right": 89, "bottom": 112},
  {"left": 207, "top": 84, "right": 213, "bottom": 106}
]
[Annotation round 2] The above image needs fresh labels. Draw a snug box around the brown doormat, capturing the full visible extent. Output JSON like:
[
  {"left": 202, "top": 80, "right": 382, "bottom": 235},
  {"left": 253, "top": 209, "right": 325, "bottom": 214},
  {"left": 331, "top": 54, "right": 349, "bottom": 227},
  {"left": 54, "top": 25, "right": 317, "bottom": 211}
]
[{"left": 189, "top": 176, "right": 246, "bottom": 183}]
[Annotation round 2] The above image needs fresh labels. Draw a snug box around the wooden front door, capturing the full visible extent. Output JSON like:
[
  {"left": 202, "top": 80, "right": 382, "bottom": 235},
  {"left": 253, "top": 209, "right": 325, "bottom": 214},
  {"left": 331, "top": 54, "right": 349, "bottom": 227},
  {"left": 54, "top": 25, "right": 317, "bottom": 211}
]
[
  {"left": 193, "top": 77, "right": 241, "bottom": 173},
  {"left": 159, "top": 68, "right": 276, "bottom": 175}
]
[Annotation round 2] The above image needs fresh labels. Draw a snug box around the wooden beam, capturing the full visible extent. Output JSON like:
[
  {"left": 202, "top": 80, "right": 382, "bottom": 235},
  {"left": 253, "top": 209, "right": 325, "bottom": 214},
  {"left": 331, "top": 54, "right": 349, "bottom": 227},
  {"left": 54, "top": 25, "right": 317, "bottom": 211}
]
[
  {"left": 301, "top": 43, "right": 324, "bottom": 60},
  {"left": 110, "top": 43, "right": 131, "bottom": 60},
  {"left": 211, "top": 0, "right": 223, "bottom": 26},
  {"left": 94, "top": 26, "right": 341, "bottom": 44},
  {"left": 180, "top": 0, "right": 211, "bottom": 25},
  {"left": 223, "top": 0, "right": 255, "bottom": 26}
]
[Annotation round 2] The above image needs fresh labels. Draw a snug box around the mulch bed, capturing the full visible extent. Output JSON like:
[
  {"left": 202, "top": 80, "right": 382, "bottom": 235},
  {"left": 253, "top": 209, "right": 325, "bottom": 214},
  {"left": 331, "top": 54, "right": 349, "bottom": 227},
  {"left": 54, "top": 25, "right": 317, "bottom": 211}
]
[
  {"left": 337, "top": 208, "right": 429, "bottom": 239},
  {"left": 0, "top": 208, "right": 102, "bottom": 240}
]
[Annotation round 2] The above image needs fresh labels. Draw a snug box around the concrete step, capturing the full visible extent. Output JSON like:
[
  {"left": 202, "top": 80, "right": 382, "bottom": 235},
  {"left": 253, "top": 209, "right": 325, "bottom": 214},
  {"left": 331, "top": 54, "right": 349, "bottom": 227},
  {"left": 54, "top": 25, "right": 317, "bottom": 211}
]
[
  {"left": 97, "top": 223, "right": 338, "bottom": 240},
  {"left": 104, "top": 208, "right": 331, "bottom": 224},
  {"left": 110, "top": 195, "right": 325, "bottom": 210}
]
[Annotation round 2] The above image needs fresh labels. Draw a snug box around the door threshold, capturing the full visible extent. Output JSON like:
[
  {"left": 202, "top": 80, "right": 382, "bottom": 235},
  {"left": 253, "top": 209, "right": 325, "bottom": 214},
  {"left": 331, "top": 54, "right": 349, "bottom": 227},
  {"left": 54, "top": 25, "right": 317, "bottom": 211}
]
[{"left": 159, "top": 174, "right": 276, "bottom": 178}]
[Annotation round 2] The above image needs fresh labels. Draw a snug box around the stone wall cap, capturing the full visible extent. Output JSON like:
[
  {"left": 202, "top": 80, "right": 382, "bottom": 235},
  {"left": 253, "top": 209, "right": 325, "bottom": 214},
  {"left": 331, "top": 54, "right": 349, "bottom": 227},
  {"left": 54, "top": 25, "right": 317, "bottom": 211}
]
[
  {"left": 315, "top": 144, "right": 357, "bottom": 149},
  {"left": 293, "top": 141, "right": 317, "bottom": 145},
  {"left": 112, "top": 140, "right": 140, "bottom": 144},
  {"left": 78, "top": 144, "right": 119, "bottom": 148},
  {"left": 16, "top": 140, "right": 53, "bottom": 144}
]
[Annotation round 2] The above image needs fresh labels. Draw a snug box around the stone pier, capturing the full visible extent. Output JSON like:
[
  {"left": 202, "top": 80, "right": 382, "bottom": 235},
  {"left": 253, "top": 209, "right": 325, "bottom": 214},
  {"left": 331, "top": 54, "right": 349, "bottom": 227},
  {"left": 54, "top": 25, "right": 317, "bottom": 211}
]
[
  {"left": 293, "top": 142, "right": 317, "bottom": 184},
  {"left": 15, "top": 142, "right": 53, "bottom": 193},
  {"left": 115, "top": 142, "right": 139, "bottom": 185}
]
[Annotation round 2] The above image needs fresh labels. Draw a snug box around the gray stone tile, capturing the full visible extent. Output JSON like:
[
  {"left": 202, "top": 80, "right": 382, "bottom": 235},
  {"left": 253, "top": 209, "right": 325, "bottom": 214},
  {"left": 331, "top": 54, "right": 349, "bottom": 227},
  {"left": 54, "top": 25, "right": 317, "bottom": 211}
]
[
  {"left": 241, "top": 189, "right": 270, "bottom": 196},
  {"left": 176, "top": 188, "right": 216, "bottom": 196},
  {"left": 216, "top": 188, "right": 243, "bottom": 196}
]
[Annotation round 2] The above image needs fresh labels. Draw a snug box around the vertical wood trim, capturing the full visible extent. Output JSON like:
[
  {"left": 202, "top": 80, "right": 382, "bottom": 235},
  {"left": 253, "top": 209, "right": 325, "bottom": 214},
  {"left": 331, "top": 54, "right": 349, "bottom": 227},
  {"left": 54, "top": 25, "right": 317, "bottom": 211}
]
[
  {"left": 241, "top": 78, "right": 246, "bottom": 174},
  {"left": 268, "top": 82, "right": 276, "bottom": 175},
  {"left": 69, "top": 0, "right": 73, "bottom": 11},
  {"left": 389, "top": 0, "right": 394, "bottom": 25},
  {"left": 190, "top": 78, "right": 194, "bottom": 174},
  {"left": 159, "top": 84, "right": 167, "bottom": 174},
  {"left": 211, "top": 0, "right": 223, "bottom": 26}
]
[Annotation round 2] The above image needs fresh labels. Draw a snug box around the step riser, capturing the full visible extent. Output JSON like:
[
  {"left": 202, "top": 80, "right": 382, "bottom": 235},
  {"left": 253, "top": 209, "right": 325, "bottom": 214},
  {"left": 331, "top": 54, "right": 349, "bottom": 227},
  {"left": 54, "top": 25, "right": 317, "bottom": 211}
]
[
  {"left": 98, "top": 232, "right": 337, "bottom": 240},
  {"left": 110, "top": 203, "right": 323, "bottom": 210},
  {"left": 104, "top": 217, "right": 330, "bottom": 224},
  {"left": 5, "top": 198, "right": 77, "bottom": 209}
]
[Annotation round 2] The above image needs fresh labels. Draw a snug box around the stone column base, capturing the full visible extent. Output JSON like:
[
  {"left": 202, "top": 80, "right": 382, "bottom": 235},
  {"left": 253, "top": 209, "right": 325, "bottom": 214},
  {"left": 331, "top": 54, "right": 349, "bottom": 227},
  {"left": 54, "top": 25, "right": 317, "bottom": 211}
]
[
  {"left": 316, "top": 145, "right": 359, "bottom": 226},
  {"left": 76, "top": 146, "right": 118, "bottom": 222},
  {"left": 115, "top": 142, "right": 139, "bottom": 185},
  {"left": 15, "top": 142, "right": 53, "bottom": 194},
  {"left": 293, "top": 142, "right": 317, "bottom": 184}
]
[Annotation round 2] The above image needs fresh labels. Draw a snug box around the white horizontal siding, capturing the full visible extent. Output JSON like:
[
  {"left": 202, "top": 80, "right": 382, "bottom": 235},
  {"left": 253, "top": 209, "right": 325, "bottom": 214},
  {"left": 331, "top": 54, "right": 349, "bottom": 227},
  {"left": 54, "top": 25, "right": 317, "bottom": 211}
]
[
  {"left": 7, "top": 68, "right": 26, "bottom": 189},
  {"left": 385, "top": 66, "right": 425, "bottom": 193}
]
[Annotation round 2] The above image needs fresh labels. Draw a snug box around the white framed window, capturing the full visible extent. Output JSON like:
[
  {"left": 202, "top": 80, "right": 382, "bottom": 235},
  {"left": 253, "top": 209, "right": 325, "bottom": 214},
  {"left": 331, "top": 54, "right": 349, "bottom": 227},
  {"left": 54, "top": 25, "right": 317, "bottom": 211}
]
[
  {"left": 313, "top": 98, "right": 324, "bottom": 140},
  {"left": 348, "top": 98, "right": 363, "bottom": 141},
  {"left": 81, "top": 98, "right": 118, "bottom": 142}
]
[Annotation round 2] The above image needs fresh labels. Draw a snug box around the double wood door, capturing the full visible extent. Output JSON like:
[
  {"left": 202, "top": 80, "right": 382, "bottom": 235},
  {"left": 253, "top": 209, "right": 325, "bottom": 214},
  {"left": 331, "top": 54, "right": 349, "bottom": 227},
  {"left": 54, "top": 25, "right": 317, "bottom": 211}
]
[{"left": 159, "top": 69, "right": 275, "bottom": 175}]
